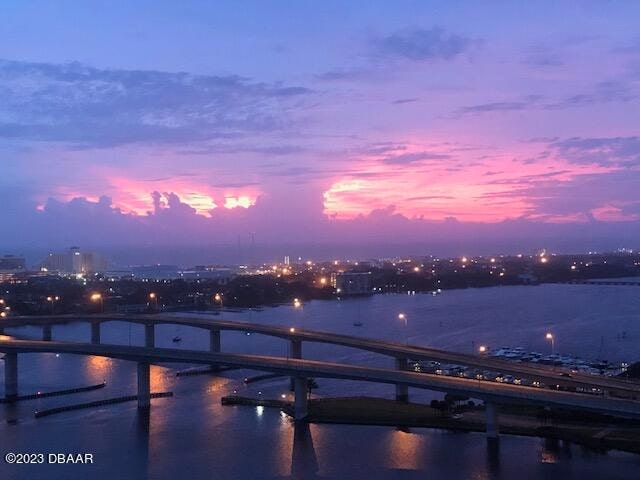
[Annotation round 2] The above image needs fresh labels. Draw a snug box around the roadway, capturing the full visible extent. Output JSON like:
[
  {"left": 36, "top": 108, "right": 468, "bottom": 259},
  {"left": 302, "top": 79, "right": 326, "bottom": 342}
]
[
  {"left": 3, "top": 313, "right": 640, "bottom": 397},
  {"left": 1, "top": 338, "right": 640, "bottom": 419}
]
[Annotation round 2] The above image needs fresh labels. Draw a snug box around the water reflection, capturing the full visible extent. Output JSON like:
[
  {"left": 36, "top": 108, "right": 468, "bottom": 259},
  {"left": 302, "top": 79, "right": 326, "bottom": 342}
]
[
  {"left": 134, "top": 408, "right": 150, "bottom": 479},
  {"left": 385, "top": 427, "right": 427, "bottom": 471},
  {"left": 291, "top": 422, "right": 319, "bottom": 480},
  {"left": 486, "top": 437, "right": 500, "bottom": 477}
]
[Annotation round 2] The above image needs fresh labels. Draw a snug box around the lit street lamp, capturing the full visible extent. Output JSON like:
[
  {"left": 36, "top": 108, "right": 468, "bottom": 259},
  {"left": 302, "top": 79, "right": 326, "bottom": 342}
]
[
  {"left": 478, "top": 345, "right": 488, "bottom": 354},
  {"left": 545, "top": 332, "right": 555, "bottom": 354},
  {"left": 90, "top": 293, "right": 104, "bottom": 313},
  {"left": 46, "top": 295, "right": 60, "bottom": 315},
  {"left": 149, "top": 293, "right": 159, "bottom": 312},
  {"left": 398, "top": 313, "right": 408, "bottom": 344},
  {"left": 213, "top": 293, "right": 224, "bottom": 319}
]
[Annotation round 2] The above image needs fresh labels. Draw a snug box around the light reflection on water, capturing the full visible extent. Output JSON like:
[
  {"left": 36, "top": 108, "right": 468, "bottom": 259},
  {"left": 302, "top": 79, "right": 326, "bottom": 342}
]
[{"left": 1, "top": 284, "right": 640, "bottom": 479}]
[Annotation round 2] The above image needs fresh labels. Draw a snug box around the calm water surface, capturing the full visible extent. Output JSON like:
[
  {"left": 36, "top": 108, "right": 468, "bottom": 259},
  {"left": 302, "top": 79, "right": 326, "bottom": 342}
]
[{"left": 2, "top": 283, "right": 640, "bottom": 479}]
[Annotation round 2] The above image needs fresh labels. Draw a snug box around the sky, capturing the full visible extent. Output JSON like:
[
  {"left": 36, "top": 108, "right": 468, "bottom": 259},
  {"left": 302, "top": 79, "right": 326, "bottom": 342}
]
[{"left": 1, "top": 1, "right": 640, "bottom": 263}]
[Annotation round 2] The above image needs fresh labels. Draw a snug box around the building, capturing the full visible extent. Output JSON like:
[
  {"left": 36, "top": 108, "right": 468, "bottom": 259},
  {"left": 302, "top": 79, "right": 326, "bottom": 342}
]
[
  {"left": 331, "top": 272, "right": 373, "bottom": 296},
  {"left": 131, "top": 265, "right": 180, "bottom": 280},
  {"left": 0, "top": 255, "right": 27, "bottom": 282},
  {"left": 41, "top": 247, "right": 108, "bottom": 274},
  {"left": 179, "top": 267, "right": 233, "bottom": 283}
]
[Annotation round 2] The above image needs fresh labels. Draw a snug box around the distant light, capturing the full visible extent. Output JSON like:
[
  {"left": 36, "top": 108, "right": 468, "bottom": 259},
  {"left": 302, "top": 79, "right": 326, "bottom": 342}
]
[
  {"left": 398, "top": 313, "right": 406, "bottom": 320},
  {"left": 281, "top": 393, "right": 286, "bottom": 399},
  {"left": 540, "top": 257, "right": 549, "bottom": 264},
  {"left": 149, "top": 293, "right": 156, "bottom": 299},
  {"left": 490, "top": 258, "right": 496, "bottom": 263},
  {"left": 413, "top": 266, "right": 420, "bottom": 272},
  {"left": 545, "top": 332, "right": 554, "bottom": 340},
  {"left": 90, "top": 293, "right": 102, "bottom": 302},
  {"left": 461, "top": 256, "right": 468, "bottom": 263},
  {"left": 319, "top": 277, "right": 327, "bottom": 285},
  {"left": 478, "top": 345, "right": 487, "bottom": 353},
  {"left": 289, "top": 327, "right": 295, "bottom": 333},
  {"left": 570, "top": 265, "right": 576, "bottom": 270},
  {"left": 256, "top": 406, "right": 264, "bottom": 416}
]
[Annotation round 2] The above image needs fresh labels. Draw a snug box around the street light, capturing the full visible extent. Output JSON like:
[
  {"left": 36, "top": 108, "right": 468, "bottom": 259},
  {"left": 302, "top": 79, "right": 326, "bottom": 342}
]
[
  {"left": 46, "top": 295, "right": 60, "bottom": 315},
  {"left": 213, "top": 293, "right": 224, "bottom": 319},
  {"left": 398, "top": 313, "right": 408, "bottom": 344},
  {"left": 478, "top": 345, "right": 488, "bottom": 354},
  {"left": 545, "top": 332, "right": 555, "bottom": 354},
  {"left": 90, "top": 293, "right": 104, "bottom": 313},
  {"left": 149, "top": 293, "right": 158, "bottom": 312}
]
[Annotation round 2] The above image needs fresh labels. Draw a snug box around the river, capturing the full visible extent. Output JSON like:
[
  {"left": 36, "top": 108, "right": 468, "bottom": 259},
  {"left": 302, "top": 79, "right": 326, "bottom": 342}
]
[{"left": 2, "top": 283, "right": 640, "bottom": 479}]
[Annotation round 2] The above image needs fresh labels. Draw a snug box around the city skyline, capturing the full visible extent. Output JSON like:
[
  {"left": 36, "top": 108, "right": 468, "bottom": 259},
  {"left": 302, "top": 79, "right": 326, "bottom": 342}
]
[{"left": 2, "top": 1, "right": 640, "bottom": 253}]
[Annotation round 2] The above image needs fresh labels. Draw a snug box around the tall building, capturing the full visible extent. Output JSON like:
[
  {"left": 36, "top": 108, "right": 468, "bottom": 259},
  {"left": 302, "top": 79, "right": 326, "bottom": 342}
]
[{"left": 41, "top": 247, "right": 108, "bottom": 274}]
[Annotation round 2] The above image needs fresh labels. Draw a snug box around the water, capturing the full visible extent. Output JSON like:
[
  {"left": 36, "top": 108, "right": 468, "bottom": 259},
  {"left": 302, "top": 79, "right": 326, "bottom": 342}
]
[{"left": 2, "top": 283, "right": 640, "bottom": 479}]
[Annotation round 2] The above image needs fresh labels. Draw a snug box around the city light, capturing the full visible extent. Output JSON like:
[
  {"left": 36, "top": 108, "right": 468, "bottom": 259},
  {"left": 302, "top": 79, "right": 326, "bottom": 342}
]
[
  {"left": 293, "top": 298, "right": 302, "bottom": 308},
  {"left": 540, "top": 257, "right": 549, "bottom": 264},
  {"left": 289, "top": 327, "right": 295, "bottom": 333},
  {"left": 319, "top": 277, "right": 327, "bottom": 285},
  {"left": 90, "top": 293, "right": 102, "bottom": 302},
  {"left": 478, "top": 345, "right": 487, "bottom": 353},
  {"left": 149, "top": 293, "right": 156, "bottom": 299},
  {"left": 545, "top": 332, "right": 555, "bottom": 354},
  {"left": 398, "top": 313, "right": 408, "bottom": 344}
]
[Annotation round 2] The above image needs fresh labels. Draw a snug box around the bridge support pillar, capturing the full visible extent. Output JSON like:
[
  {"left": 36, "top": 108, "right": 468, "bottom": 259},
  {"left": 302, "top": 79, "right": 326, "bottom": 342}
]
[
  {"left": 4, "top": 352, "right": 17, "bottom": 400},
  {"left": 144, "top": 324, "right": 155, "bottom": 348},
  {"left": 210, "top": 328, "right": 221, "bottom": 353},
  {"left": 42, "top": 325, "right": 52, "bottom": 341},
  {"left": 294, "top": 377, "right": 308, "bottom": 421},
  {"left": 485, "top": 402, "right": 499, "bottom": 439},
  {"left": 137, "top": 362, "right": 150, "bottom": 409},
  {"left": 395, "top": 357, "right": 409, "bottom": 403},
  {"left": 209, "top": 328, "right": 221, "bottom": 372},
  {"left": 91, "top": 322, "right": 101, "bottom": 344},
  {"left": 289, "top": 339, "right": 302, "bottom": 391}
]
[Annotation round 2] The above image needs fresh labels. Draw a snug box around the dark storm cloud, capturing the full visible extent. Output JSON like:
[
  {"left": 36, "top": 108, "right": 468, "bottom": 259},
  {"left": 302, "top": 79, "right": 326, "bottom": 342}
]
[{"left": 0, "top": 59, "right": 311, "bottom": 147}]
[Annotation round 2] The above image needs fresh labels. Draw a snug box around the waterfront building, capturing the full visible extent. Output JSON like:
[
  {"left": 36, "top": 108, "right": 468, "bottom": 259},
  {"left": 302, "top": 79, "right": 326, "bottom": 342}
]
[{"left": 41, "top": 247, "right": 108, "bottom": 274}]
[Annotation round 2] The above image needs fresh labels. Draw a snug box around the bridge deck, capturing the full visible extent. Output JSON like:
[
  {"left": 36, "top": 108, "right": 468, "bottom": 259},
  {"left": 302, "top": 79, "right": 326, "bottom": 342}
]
[
  {"left": 3, "top": 313, "right": 640, "bottom": 396},
  {"left": 1, "top": 339, "right": 639, "bottom": 418}
]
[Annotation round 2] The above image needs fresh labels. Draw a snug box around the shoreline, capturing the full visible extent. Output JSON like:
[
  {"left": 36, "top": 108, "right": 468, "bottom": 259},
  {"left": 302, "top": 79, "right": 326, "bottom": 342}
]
[{"left": 222, "top": 395, "right": 640, "bottom": 455}]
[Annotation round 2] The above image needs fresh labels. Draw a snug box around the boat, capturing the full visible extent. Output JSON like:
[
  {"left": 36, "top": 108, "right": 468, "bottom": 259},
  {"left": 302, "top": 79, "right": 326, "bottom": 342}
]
[{"left": 172, "top": 336, "right": 182, "bottom": 343}]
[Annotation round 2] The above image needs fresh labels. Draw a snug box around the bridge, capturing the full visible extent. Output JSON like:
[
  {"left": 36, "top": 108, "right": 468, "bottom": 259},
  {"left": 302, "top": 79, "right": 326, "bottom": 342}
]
[
  {"left": 0, "top": 315, "right": 640, "bottom": 436},
  {"left": 2, "top": 313, "right": 639, "bottom": 400}
]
